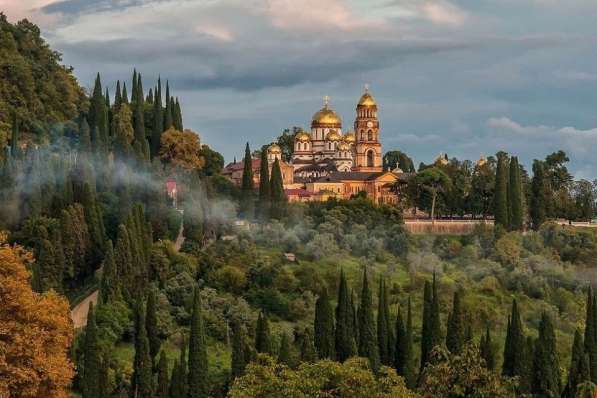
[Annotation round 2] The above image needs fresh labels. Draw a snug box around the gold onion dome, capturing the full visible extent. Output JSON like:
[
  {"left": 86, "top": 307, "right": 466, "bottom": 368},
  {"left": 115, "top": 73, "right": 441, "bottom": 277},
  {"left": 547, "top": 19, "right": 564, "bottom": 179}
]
[
  {"left": 326, "top": 130, "right": 341, "bottom": 141},
  {"left": 268, "top": 143, "right": 281, "bottom": 154},
  {"left": 358, "top": 85, "right": 377, "bottom": 107},
  {"left": 476, "top": 155, "right": 487, "bottom": 167},
  {"left": 343, "top": 132, "right": 356, "bottom": 143},
  {"left": 295, "top": 131, "right": 311, "bottom": 142},
  {"left": 312, "top": 96, "right": 342, "bottom": 126}
]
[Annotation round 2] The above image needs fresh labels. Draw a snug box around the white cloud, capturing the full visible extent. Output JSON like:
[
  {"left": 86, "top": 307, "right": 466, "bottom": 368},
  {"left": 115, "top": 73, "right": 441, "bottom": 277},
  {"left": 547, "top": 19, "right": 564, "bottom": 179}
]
[{"left": 421, "top": 0, "right": 466, "bottom": 26}]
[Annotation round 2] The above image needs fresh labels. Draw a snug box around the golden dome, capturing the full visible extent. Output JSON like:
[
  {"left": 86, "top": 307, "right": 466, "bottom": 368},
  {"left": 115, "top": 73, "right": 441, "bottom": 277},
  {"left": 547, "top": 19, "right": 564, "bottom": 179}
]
[
  {"left": 295, "top": 131, "right": 311, "bottom": 142},
  {"left": 337, "top": 142, "right": 350, "bottom": 151},
  {"left": 435, "top": 153, "right": 449, "bottom": 166},
  {"left": 268, "top": 143, "right": 281, "bottom": 154},
  {"left": 476, "top": 155, "right": 487, "bottom": 167},
  {"left": 326, "top": 130, "right": 341, "bottom": 141},
  {"left": 312, "top": 96, "right": 342, "bottom": 126},
  {"left": 343, "top": 132, "right": 356, "bottom": 143},
  {"left": 358, "top": 85, "right": 377, "bottom": 107}
]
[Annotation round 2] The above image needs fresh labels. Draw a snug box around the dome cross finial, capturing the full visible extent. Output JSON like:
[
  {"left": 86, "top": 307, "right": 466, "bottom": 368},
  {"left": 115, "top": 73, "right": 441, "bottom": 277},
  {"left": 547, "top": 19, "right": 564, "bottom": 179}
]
[
  {"left": 364, "top": 83, "right": 369, "bottom": 93},
  {"left": 323, "top": 95, "right": 330, "bottom": 107}
]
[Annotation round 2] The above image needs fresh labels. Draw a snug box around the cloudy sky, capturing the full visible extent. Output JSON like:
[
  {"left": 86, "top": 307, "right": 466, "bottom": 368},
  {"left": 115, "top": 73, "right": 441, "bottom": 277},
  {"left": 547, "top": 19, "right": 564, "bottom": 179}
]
[{"left": 3, "top": 0, "right": 597, "bottom": 178}]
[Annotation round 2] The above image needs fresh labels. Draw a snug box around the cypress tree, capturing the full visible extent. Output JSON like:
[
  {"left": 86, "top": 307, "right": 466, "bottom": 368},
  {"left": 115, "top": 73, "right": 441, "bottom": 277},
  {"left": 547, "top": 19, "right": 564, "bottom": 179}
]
[
  {"left": 377, "top": 278, "right": 391, "bottom": 365},
  {"left": 132, "top": 299, "right": 153, "bottom": 398},
  {"left": 147, "top": 88, "right": 154, "bottom": 104},
  {"left": 114, "top": 80, "right": 122, "bottom": 111},
  {"left": 532, "top": 313, "right": 561, "bottom": 397},
  {"left": 122, "top": 82, "right": 129, "bottom": 104},
  {"left": 530, "top": 160, "right": 547, "bottom": 230},
  {"left": 509, "top": 156, "right": 523, "bottom": 230},
  {"left": 188, "top": 288, "right": 208, "bottom": 398},
  {"left": 314, "top": 288, "right": 335, "bottom": 359},
  {"left": 420, "top": 280, "right": 433, "bottom": 370},
  {"left": 174, "top": 97, "right": 183, "bottom": 130},
  {"left": 255, "top": 312, "right": 272, "bottom": 355},
  {"left": 300, "top": 329, "right": 317, "bottom": 362},
  {"left": 89, "top": 73, "right": 108, "bottom": 145},
  {"left": 169, "top": 346, "right": 187, "bottom": 398},
  {"left": 240, "top": 143, "right": 254, "bottom": 219},
  {"left": 357, "top": 269, "right": 380, "bottom": 372},
  {"left": 503, "top": 299, "right": 531, "bottom": 393},
  {"left": 480, "top": 325, "right": 496, "bottom": 370},
  {"left": 257, "top": 149, "right": 270, "bottom": 220},
  {"left": 446, "top": 290, "right": 465, "bottom": 354},
  {"left": 494, "top": 152, "right": 510, "bottom": 229},
  {"left": 395, "top": 297, "right": 415, "bottom": 388},
  {"left": 98, "top": 356, "right": 110, "bottom": 398},
  {"left": 278, "top": 333, "right": 292, "bottom": 365},
  {"left": 131, "top": 69, "right": 138, "bottom": 105},
  {"left": 156, "top": 351, "right": 169, "bottom": 398},
  {"left": 99, "top": 240, "right": 120, "bottom": 303},
  {"left": 231, "top": 320, "right": 247, "bottom": 378},
  {"left": 151, "top": 77, "right": 164, "bottom": 158},
  {"left": 10, "top": 112, "right": 20, "bottom": 158},
  {"left": 82, "top": 303, "right": 100, "bottom": 398},
  {"left": 335, "top": 270, "right": 356, "bottom": 362},
  {"left": 164, "top": 82, "right": 173, "bottom": 130},
  {"left": 269, "top": 158, "right": 286, "bottom": 220},
  {"left": 584, "top": 288, "right": 597, "bottom": 383},
  {"left": 146, "top": 290, "right": 160, "bottom": 364},
  {"left": 563, "top": 329, "right": 591, "bottom": 398}
]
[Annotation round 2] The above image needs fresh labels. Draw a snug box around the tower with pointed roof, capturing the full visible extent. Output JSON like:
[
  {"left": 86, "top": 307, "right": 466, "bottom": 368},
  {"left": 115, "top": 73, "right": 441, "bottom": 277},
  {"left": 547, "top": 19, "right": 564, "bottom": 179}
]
[{"left": 353, "top": 85, "right": 382, "bottom": 172}]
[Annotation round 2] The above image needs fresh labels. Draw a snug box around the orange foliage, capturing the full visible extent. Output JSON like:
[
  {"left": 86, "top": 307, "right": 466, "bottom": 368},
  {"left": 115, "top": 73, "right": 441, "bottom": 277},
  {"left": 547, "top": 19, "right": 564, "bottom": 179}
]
[
  {"left": 159, "top": 128, "right": 205, "bottom": 171},
  {"left": 0, "top": 232, "right": 74, "bottom": 397}
]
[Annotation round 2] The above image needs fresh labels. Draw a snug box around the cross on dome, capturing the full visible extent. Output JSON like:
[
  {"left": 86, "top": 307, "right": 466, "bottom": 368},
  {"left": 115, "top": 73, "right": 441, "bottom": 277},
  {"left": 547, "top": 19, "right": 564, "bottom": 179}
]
[
  {"left": 323, "top": 95, "right": 330, "bottom": 107},
  {"left": 364, "top": 83, "right": 369, "bottom": 93}
]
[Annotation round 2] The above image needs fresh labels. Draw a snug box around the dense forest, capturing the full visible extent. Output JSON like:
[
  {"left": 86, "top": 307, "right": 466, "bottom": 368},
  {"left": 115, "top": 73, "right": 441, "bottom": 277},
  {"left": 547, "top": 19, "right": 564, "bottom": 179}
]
[{"left": 2, "top": 14, "right": 597, "bottom": 398}]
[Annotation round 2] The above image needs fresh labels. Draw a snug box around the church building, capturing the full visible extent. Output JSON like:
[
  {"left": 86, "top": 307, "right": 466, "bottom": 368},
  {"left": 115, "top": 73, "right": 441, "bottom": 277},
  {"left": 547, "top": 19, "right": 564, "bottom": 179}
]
[{"left": 224, "top": 87, "right": 404, "bottom": 205}]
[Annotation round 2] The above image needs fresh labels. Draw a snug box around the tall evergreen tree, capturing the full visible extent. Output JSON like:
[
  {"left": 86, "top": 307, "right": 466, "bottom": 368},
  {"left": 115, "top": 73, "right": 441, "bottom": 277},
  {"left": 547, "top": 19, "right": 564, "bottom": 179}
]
[
  {"left": 79, "top": 118, "right": 92, "bottom": 153},
  {"left": 480, "top": 325, "right": 496, "bottom": 370},
  {"left": 357, "top": 269, "right": 380, "bottom": 372},
  {"left": 169, "top": 346, "right": 187, "bottom": 398},
  {"left": 188, "top": 288, "right": 208, "bottom": 398},
  {"left": 314, "top": 288, "right": 335, "bottom": 359},
  {"left": 89, "top": 73, "right": 108, "bottom": 147},
  {"left": 300, "top": 329, "right": 318, "bottom": 362},
  {"left": 563, "top": 329, "right": 591, "bottom": 398},
  {"left": 335, "top": 270, "right": 356, "bottom": 362},
  {"left": 146, "top": 290, "right": 161, "bottom": 364},
  {"left": 231, "top": 320, "right": 247, "bottom": 378},
  {"left": 132, "top": 299, "right": 153, "bottom": 398},
  {"left": 508, "top": 156, "right": 524, "bottom": 230},
  {"left": 446, "top": 290, "right": 465, "bottom": 354},
  {"left": 174, "top": 97, "right": 183, "bottom": 130},
  {"left": 240, "top": 143, "right": 254, "bottom": 219},
  {"left": 82, "top": 303, "right": 100, "bottom": 398},
  {"left": 494, "top": 152, "right": 510, "bottom": 229},
  {"left": 420, "top": 280, "right": 433, "bottom": 370},
  {"left": 396, "top": 297, "right": 415, "bottom": 388},
  {"left": 503, "top": 299, "right": 531, "bottom": 393},
  {"left": 114, "top": 80, "right": 122, "bottom": 111},
  {"left": 257, "top": 150, "right": 270, "bottom": 220},
  {"left": 164, "top": 81, "right": 173, "bottom": 130},
  {"left": 269, "top": 158, "right": 286, "bottom": 219},
  {"left": 10, "top": 112, "right": 20, "bottom": 158},
  {"left": 584, "top": 288, "right": 597, "bottom": 383},
  {"left": 255, "top": 312, "right": 272, "bottom": 355},
  {"left": 156, "top": 351, "right": 169, "bottom": 398},
  {"left": 278, "top": 333, "right": 292, "bottom": 365},
  {"left": 377, "top": 278, "right": 391, "bottom": 365},
  {"left": 122, "top": 82, "right": 129, "bottom": 104},
  {"left": 530, "top": 160, "right": 548, "bottom": 230},
  {"left": 151, "top": 77, "right": 164, "bottom": 158},
  {"left": 99, "top": 240, "right": 120, "bottom": 303},
  {"left": 532, "top": 312, "right": 561, "bottom": 397}
]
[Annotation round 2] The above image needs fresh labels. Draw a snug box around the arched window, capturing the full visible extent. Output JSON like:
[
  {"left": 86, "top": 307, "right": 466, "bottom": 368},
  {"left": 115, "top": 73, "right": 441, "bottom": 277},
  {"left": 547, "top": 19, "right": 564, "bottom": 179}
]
[
  {"left": 367, "top": 130, "right": 373, "bottom": 141},
  {"left": 367, "top": 150, "right": 374, "bottom": 167}
]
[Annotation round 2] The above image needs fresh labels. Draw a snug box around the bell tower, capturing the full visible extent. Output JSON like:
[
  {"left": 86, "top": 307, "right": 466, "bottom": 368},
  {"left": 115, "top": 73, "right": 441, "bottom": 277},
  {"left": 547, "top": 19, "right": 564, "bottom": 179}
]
[{"left": 353, "top": 85, "right": 382, "bottom": 172}]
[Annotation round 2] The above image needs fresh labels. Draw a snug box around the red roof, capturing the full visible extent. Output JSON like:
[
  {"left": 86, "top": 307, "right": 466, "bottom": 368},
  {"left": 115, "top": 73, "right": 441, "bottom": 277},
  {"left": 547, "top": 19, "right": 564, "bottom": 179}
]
[
  {"left": 285, "top": 188, "right": 312, "bottom": 198},
  {"left": 224, "top": 159, "right": 261, "bottom": 173},
  {"left": 166, "top": 180, "right": 177, "bottom": 194}
]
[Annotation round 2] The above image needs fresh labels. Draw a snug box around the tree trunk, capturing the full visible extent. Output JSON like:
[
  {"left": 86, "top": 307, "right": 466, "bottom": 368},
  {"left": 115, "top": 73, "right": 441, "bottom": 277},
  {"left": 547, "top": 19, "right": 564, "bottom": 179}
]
[{"left": 431, "top": 192, "right": 437, "bottom": 223}]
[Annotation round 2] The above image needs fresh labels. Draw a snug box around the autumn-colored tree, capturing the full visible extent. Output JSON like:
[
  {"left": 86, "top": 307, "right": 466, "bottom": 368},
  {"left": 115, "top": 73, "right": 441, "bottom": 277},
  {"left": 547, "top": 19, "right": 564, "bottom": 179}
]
[
  {"left": 0, "top": 233, "right": 74, "bottom": 397},
  {"left": 159, "top": 127, "right": 205, "bottom": 171}
]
